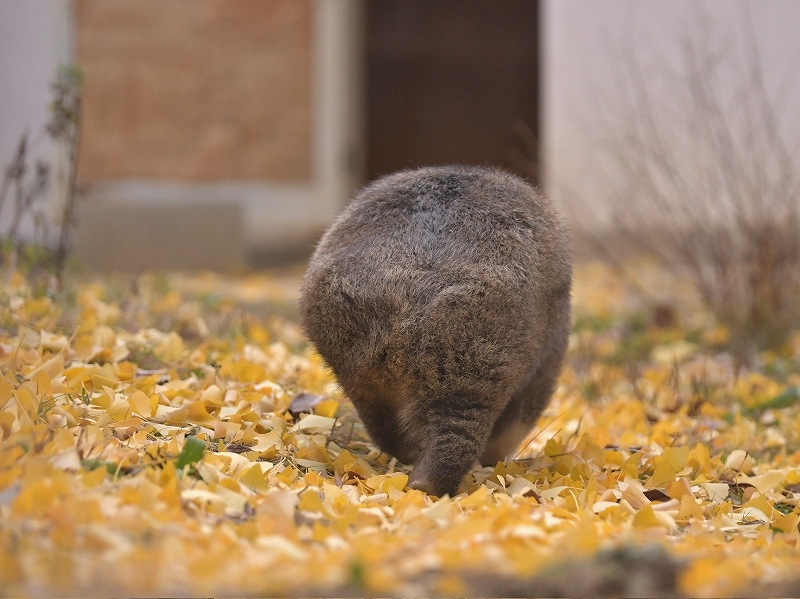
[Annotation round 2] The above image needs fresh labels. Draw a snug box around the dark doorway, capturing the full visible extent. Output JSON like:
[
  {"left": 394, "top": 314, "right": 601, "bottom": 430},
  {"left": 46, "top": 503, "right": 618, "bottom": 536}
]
[{"left": 365, "top": 0, "right": 540, "bottom": 183}]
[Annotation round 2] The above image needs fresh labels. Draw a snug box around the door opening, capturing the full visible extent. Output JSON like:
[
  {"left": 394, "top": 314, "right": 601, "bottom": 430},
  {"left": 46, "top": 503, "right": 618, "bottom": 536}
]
[{"left": 365, "top": 0, "right": 540, "bottom": 183}]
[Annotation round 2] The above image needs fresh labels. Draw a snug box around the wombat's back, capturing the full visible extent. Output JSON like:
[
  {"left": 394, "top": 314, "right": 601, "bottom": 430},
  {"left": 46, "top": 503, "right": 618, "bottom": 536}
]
[{"left": 301, "top": 166, "right": 571, "bottom": 495}]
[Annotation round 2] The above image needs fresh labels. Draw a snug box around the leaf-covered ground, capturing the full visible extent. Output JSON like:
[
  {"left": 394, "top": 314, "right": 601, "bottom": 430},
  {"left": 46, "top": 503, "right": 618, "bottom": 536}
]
[{"left": 1, "top": 262, "right": 800, "bottom": 596}]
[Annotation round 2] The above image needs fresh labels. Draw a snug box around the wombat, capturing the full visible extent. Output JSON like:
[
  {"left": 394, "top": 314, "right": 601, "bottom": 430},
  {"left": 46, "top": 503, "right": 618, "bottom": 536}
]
[{"left": 300, "top": 166, "right": 571, "bottom": 497}]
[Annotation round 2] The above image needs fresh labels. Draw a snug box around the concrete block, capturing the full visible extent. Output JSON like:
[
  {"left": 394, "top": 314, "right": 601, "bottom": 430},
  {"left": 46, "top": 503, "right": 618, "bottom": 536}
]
[{"left": 73, "top": 200, "right": 245, "bottom": 271}]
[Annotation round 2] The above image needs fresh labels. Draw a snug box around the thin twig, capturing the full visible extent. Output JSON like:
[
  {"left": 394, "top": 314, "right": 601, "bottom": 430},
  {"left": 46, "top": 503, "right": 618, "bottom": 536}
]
[{"left": 56, "top": 94, "right": 82, "bottom": 290}]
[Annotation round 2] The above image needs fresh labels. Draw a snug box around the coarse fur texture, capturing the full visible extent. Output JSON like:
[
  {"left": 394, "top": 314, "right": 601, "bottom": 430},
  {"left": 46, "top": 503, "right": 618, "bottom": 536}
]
[{"left": 300, "top": 166, "right": 572, "bottom": 497}]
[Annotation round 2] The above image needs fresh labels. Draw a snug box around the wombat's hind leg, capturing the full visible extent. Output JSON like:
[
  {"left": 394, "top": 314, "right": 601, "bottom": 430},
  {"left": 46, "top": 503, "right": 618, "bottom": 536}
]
[
  {"left": 480, "top": 420, "right": 534, "bottom": 466},
  {"left": 355, "top": 399, "right": 419, "bottom": 464},
  {"left": 408, "top": 396, "right": 495, "bottom": 497}
]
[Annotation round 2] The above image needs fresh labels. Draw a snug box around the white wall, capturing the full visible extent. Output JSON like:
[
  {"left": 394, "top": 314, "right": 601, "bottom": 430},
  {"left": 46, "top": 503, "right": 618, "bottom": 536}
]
[
  {"left": 0, "top": 0, "right": 72, "bottom": 236},
  {"left": 542, "top": 0, "right": 800, "bottom": 222}
]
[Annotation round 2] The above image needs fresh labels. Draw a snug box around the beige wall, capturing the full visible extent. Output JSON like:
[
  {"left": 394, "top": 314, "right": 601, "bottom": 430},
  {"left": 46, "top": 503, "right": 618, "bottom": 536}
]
[
  {"left": 75, "top": 0, "right": 313, "bottom": 183},
  {"left": 69, "top": 0, "right": 363, "bottom": 270}
]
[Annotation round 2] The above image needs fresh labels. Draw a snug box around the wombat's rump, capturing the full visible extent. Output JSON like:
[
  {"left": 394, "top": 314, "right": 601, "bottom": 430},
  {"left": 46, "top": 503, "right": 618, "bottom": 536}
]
[{"left": 300, "top": 166, "right": 572, "bottom": 497}]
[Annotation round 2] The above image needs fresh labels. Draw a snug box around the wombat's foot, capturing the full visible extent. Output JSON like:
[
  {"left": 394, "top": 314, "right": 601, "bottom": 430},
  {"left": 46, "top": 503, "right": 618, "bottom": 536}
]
[
  {"left": 408, "top": 448, "right": 474, "bottom": 497},
  {"left": 407, "top": 473, "right": 439, "bottom": 496},
  {"left": 409, "top": 459, "right": 483, "bottom": 496}
]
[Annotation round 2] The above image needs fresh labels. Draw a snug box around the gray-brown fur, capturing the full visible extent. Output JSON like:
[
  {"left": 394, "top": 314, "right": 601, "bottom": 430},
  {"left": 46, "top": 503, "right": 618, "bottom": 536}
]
[{"left": 300, "top": 166, "right": 572, "bottom": 497}]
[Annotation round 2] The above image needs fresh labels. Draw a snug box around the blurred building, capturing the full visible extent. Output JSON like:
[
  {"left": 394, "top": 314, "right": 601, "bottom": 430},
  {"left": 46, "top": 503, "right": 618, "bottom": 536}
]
[
  {"left": 3, "top": 1, "right": 797, "bottom": 270},
  {"left": 0, "top": 0, "right": 540, "bottom": 271},
  {"left": 73, "top": 0, "right": 363, "bottom": 270}
]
